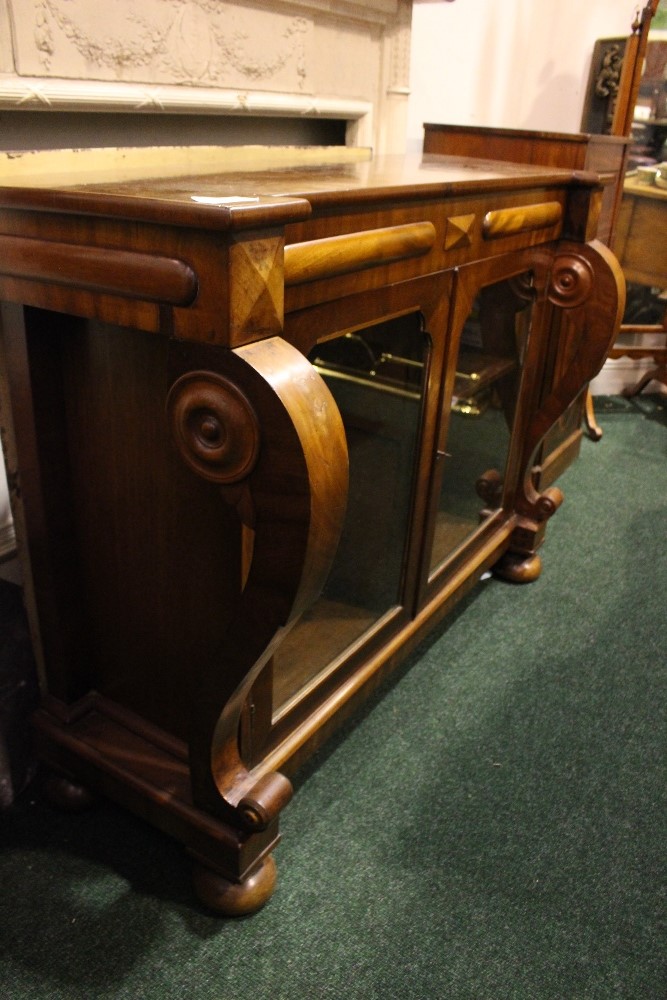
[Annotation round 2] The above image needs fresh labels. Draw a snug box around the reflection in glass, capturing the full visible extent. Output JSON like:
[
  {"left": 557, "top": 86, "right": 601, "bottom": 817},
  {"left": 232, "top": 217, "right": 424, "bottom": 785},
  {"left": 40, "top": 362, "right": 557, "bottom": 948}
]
[
  {"left": 272, "top": 314, "right": 428, "bottom": 716},
  {"left": 429, "top": 274, "right": 534, "bottom": 574}
]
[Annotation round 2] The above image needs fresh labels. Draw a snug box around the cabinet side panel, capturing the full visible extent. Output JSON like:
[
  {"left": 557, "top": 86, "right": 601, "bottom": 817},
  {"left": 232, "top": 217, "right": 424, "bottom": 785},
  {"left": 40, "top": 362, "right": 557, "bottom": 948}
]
[{"left": 60, "top": 321, "right": 241, "bottom": 738}]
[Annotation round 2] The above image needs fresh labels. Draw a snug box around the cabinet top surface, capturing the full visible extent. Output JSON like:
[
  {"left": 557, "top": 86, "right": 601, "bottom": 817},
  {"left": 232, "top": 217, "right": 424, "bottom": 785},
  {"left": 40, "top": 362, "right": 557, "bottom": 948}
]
[
  {"left": 0, "top": 144, "right": 593, "bottom": 230},
  {"left": 423, "top": 122, "right": 632, "bottom": 146}
]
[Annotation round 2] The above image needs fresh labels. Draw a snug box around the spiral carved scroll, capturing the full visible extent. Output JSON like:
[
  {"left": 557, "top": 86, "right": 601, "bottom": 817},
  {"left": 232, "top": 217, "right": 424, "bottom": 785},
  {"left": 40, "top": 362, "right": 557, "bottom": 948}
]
[
  {"left": 547, "top": 254, "right": 594, "bottom": 309},
  {"left": 533, "top": 486, "right": 564, "bottom": 522},
  {"left": 167, "top": 371, "right": 260, "bottom": 484}
]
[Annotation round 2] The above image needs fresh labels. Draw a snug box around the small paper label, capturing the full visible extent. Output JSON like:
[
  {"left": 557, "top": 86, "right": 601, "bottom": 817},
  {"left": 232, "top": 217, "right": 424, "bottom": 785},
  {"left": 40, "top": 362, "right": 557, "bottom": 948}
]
[{"left": 191, "top": 195, "right": 260, "bottom": 205}]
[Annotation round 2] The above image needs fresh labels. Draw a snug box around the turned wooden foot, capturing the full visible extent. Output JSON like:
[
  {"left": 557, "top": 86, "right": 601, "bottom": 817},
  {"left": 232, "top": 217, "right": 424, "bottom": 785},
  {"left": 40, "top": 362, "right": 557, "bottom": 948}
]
[
  {"left": 192, "top": 854, "right": 277, "bottom": 917},
  {"left": 493, "top": 551, "right": 542, "bottom": 584},
  {"left": 43, "top": 772, "right": 97, "bottom": 812}
]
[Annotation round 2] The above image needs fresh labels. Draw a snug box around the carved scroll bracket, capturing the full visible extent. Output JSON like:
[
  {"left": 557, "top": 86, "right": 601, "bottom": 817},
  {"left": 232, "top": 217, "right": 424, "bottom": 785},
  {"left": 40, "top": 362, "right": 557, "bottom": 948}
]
[
  {"left": 166, "top": 336, "right": 348, "bottom": 835},
  {"left": 513, "top": 239, "right": 625, "bottom": 529}
]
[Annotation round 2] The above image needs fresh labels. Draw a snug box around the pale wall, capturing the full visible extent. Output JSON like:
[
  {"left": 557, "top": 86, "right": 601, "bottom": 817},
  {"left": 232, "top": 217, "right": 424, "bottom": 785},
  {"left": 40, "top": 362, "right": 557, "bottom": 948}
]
[{"left": 407, "top": 0, "right": 640, "bottom": 152}]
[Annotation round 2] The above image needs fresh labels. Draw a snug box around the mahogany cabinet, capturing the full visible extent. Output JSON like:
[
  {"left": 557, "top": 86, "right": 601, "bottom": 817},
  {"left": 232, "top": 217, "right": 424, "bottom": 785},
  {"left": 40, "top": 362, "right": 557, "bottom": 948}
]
[
  {"left": 0, "top": 146, "right": 624, "bottom": 915},
  {"left": 423, "top": 123, "right": 631, "bottom": 482}
]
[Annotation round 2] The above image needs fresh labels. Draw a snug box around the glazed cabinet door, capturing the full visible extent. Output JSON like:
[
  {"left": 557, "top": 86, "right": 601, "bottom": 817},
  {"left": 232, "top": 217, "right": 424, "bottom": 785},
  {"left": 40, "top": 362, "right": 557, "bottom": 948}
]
[
  {"left": 245, "top": 271, "right": 455, "bottom": 765},
  {"left": 418, "top": 251, "right": 548, "bottom": 604}
]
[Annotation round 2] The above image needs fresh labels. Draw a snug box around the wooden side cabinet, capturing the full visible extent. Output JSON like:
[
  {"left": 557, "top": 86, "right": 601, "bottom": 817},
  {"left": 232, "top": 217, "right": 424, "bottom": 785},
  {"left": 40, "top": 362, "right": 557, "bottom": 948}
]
[
  {"left": 0, "top": 146, "right": 624, "bottom": 916},
  {"left": 606, "top": 176, "right": 667, "bottom": 395}
]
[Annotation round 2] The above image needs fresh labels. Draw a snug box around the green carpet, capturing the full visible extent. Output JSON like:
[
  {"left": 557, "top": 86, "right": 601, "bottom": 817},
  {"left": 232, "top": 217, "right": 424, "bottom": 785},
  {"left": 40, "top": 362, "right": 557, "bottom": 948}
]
[{"left": 1, "top": 396, "right": 665, "bottom": 1000}]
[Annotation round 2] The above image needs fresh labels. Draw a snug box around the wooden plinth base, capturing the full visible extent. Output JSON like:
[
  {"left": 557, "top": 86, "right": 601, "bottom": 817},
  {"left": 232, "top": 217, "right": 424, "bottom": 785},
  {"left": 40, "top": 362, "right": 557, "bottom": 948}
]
[{"left": 33, "top": 692, "right": 280, "bottom": 917}]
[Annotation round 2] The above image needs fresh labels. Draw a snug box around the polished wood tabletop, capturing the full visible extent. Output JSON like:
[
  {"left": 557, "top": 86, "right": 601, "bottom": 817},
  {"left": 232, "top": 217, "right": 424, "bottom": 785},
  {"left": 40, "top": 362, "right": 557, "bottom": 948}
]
[{"left": 0, "top": 145, "right": 592, "bottom": 228}]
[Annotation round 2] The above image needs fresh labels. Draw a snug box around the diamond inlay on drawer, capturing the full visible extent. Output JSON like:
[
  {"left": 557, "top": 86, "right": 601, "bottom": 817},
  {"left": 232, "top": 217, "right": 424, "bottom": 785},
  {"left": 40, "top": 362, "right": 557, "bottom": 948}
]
[{"left": 444, "top": 213, "right": 476, "bottom": 250}]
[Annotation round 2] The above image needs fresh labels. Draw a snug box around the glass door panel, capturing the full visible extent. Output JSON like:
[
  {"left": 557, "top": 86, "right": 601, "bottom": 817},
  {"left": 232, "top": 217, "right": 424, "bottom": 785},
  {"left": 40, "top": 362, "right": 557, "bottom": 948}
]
[
  {"left": 429, "top": 274, "right": 534, "bottom": 575},
  {"left": 271, "top": 313, "right": 429, "bottom": 717}
]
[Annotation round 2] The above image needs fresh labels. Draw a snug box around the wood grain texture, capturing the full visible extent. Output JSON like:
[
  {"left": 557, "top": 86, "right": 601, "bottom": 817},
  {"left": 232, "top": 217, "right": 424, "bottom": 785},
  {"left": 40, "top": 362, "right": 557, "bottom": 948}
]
[
  {"left": 284, "top": 222, "right": 436, "bottom": 285},
  {"left": 0, "top": 234, "right": 198, "bottom": 304},
  {"left": 482, "top": 202, "right": 563, "bottom": 240}
]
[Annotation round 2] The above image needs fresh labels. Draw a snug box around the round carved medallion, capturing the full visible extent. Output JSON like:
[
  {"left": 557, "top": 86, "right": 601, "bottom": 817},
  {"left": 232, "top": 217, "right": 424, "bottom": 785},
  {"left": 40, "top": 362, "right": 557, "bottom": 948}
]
[
  {"left": 548, "top": 254, "right": 594, "bottom": 309},
  {"left": 167, "top": 371, "right": 260, "bottom": 484}
]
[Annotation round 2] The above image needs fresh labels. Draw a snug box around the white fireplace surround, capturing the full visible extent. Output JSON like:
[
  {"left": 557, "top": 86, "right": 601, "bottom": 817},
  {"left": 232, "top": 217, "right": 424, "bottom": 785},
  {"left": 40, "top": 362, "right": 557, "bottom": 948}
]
[{"left": 0, "top": 0, "right": 413, "bottom": 152}]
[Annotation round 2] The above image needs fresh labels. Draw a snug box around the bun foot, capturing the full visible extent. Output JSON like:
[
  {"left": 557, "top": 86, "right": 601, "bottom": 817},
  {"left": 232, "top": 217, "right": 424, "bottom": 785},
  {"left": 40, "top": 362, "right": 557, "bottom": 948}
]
[
  {"left": 192, "top": 854, "right": 277, "bottom": 917},
  {"left": 43, "top": 773, "right": 97, "bottom": 812},
  {"left": 493, "top": 551, "right": 542, "bottom": 584}
]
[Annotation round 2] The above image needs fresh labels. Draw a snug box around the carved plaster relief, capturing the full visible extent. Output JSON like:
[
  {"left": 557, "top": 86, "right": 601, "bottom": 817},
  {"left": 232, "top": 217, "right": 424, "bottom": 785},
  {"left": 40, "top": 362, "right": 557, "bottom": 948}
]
[{"left": 12, "top": 1, "right": 312, "bottom": 92}]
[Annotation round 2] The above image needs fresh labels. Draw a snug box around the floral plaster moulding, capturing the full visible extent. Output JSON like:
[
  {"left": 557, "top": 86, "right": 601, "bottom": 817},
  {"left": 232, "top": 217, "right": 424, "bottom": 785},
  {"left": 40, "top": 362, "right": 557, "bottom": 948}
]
[{"left": 12, "top": 1, "right": 316, "bottom": 91}]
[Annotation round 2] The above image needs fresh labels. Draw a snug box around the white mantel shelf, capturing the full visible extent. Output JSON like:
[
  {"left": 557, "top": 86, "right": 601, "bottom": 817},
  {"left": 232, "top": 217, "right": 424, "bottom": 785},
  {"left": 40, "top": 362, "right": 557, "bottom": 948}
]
[{"left": 0, "top": 75, "right": 372, "bottom": 122}]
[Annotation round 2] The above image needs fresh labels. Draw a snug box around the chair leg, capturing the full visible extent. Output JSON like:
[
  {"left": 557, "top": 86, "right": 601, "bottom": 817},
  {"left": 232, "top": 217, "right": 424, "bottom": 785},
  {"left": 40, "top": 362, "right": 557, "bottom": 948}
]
[
  {"left": 584, "top": 389, "right": 603, "bottom": 441},
  {"left": 622, "top": 362, "right": 667, "bottom": 398}
]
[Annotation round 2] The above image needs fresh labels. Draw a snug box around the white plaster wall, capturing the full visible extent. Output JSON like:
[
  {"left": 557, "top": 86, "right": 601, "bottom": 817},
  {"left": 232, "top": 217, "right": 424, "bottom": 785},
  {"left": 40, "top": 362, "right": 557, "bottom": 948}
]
[{"left": 407, "top": 0, "right": 641, "bottom": 152}]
